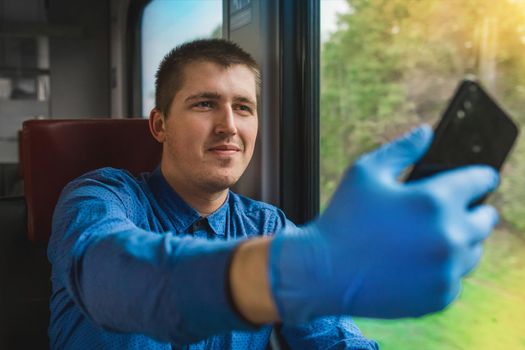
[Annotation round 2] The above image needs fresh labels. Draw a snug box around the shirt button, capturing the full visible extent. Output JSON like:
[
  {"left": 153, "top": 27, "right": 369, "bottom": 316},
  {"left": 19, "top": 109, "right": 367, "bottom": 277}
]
[{"left": 193, "top": 218, "right": 206, "bottom": 230}]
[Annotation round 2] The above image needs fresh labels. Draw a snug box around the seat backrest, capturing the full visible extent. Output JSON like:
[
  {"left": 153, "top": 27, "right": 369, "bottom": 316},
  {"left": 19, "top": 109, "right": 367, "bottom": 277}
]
[{"left": 22, "top": 119, "right": 162, "bottom": 243}]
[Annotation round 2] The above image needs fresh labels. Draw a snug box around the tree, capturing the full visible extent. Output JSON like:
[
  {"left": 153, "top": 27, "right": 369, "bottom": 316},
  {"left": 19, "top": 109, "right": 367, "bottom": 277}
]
[{"left": 320, "top": 0, "right": 525, "bottom": 236}]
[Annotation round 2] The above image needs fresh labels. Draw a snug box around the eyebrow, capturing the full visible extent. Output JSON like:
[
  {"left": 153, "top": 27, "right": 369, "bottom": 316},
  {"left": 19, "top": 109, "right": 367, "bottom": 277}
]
[
  {"left": 233, "top": 96, "right": 256, "bottom": 106},
  {"left": 185, "top": 92, "right": 221, "bottom": 103},
  {"left": 185, "top": 92, "right": 256, "bottom": 106}
]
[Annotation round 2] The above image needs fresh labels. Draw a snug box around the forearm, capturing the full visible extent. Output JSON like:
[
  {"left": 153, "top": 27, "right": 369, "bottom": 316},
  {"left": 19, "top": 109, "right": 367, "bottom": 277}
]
[
  {"left": 66, "top": 228, "right": 254, "bottom": 344},
  {"left": 229, "top": 236, "right": 279, "bottom": 324},
  {"left": 229, "top": 238, "right": 379, "bottom": 349},
  {"left": 51, "top": 177, "right": 273, "bottom": 345}
]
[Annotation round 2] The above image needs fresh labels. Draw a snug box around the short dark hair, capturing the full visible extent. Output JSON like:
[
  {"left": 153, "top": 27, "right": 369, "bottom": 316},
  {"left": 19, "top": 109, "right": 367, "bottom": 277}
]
[{"left": 154, "top": 38, "right": 260, "bottom": 116}]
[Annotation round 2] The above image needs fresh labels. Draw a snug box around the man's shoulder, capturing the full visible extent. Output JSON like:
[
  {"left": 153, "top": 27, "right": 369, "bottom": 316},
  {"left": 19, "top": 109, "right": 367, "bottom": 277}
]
[
  {"left": 65, "top": 167, "right": 144, "bottom": 192},
  {"left": 75, "top": 167, "right": 137, "bottom": 184},
  {"left": 228, "top": 191, "right": 280, "bottom": 215},
  {"left": 60, "top": 167, "right": 146, "bottom": 205},
  {"left": 228, "top": 191, "right": 291, "bottom": 235}
]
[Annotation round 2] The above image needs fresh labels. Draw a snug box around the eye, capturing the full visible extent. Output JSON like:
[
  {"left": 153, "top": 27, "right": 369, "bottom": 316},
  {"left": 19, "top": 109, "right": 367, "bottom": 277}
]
[
  {"left": 193, "top": 101, "right": 214, "bottom": 110},
  {"left": 235, "top": 104, "right": 253, "bottom": 115}
]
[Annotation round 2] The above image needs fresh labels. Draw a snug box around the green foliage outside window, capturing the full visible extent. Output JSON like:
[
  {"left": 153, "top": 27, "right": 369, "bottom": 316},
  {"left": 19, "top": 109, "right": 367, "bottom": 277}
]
[{"left": 320, "top": 1, "right": 525, "bottom": 348}]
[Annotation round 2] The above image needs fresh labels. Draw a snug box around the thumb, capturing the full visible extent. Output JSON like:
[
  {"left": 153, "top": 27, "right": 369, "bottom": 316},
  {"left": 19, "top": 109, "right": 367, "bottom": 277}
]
[{"left": 363, "top": 124, "right": 433, "bottom": 179}]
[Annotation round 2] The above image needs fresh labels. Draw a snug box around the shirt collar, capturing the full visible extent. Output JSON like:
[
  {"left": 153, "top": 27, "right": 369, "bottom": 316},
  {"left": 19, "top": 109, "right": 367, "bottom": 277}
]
[
  {"left": 206, "top": 194, "right": 229, "bottom": 237},
  {"left": 147, "top": 167, "right": 228, "bottom": 236},
  {"left": 147, "top": 167, "right": 200, "bottom": 233}
]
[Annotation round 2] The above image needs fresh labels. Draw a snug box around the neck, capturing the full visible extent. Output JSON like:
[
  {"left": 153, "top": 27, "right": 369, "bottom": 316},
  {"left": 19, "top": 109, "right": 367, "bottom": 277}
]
[{"left": 160, "top": 165, "right": 228, "bottom": 217}]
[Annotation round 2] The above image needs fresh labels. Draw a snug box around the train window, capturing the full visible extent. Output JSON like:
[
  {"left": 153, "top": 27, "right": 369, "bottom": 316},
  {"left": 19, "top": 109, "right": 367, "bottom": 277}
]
[
  {"left": 320, "top": 1, "right": 525, "bottom": 349},
  {"left": 141, "top": 0, "right": 223, "bottom": 116}
]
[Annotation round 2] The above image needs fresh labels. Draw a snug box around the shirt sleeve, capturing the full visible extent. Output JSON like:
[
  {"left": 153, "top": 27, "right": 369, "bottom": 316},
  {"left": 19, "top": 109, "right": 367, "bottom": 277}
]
[
  {"left": 48, "top": 173, "right": 257, "bottom": 346},
  {"left": 271, "top": 212, "right": 379, "bottom": 350},
  {"left": 279, "top": 316, "right": 379, "bottom": 350}
]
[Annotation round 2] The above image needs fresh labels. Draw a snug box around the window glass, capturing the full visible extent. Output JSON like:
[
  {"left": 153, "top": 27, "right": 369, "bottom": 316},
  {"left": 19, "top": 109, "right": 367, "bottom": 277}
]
[
  {"left": 320, "top": 1, "right": 525, "bottom": 349},
  {"left": 141, "top": 0, "right": 222, "bottom": 116}
]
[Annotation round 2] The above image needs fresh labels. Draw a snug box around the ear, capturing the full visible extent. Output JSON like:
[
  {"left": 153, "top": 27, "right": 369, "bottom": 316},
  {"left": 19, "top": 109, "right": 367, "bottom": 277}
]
[{"left": 149, "top": 108, "right": 166, "bottom": 143}]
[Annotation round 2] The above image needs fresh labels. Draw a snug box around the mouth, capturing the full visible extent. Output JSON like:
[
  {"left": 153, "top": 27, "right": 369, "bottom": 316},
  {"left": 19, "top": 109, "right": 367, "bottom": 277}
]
[{"left": 208, "top": 144, "right": 242, "bottom": 157}]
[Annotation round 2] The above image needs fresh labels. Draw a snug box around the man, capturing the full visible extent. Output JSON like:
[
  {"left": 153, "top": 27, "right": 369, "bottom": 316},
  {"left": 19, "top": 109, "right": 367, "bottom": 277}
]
[{"left": 48, "top": 39, "right": 499, "bottom": 349}]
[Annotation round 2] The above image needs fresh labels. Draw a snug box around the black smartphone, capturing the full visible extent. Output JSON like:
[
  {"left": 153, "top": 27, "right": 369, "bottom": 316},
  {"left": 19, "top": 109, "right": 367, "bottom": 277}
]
[{"left": 406, "top": 78, "right": 519, "bottom": 201}]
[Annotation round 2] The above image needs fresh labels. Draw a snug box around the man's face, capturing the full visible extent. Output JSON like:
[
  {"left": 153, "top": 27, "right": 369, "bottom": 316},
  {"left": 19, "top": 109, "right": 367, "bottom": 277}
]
[{"left": 159, "top": 61, "right": 258, "bottom": 193}]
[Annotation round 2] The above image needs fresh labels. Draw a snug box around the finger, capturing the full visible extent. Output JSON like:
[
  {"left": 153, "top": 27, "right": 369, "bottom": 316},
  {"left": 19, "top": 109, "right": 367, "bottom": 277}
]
[
  {"left": 421, "top": 165, "right": 499, "bottom": 205},
  {"left": 460, "top": 244, "right": 484, "bottom": 277},
  {"left": 437, "top": 278, "right": 462, "bottom": 313},
  {"left": 361, "top": 124, "right": 433, "bottom": 178},
  {"left": 466, "top": 205, "right": 499, "bottom": 245}
]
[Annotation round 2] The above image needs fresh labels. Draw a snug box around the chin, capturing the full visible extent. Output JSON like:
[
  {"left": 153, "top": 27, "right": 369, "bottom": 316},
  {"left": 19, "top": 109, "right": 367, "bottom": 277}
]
[{"left": 201, "top": 173, "right": 240, "bottom": 193}]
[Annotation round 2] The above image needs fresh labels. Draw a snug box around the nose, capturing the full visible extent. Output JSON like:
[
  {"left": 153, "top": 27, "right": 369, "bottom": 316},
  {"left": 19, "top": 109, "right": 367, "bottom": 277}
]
[{"left": 214, "top": 105, "right": 237, "bottom": 136}]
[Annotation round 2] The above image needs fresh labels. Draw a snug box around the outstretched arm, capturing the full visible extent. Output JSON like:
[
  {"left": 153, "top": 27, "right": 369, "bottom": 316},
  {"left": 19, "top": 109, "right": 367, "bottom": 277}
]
[
  {"left": 49, "top": 176, "right": 257, "bottom": 345},
  {"left": 230, "top": 241, "right": 379, "bottom": 349},
  {"left": 229, "top": 236, "right": 277, "bottom": 323},
  {"left": 231, "top": 125, "right": 499, "bottom": 325}
]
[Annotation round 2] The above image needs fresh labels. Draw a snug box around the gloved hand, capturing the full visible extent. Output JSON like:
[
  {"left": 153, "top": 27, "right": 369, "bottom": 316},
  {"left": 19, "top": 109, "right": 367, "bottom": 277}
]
[{"left": 269, "top": 125, "right": 499, "bottom": 324}]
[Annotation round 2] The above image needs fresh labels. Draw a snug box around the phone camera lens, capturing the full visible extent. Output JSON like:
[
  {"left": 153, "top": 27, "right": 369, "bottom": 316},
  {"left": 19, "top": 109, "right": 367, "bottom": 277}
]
[
  {"left": 464, "top": 100, "right": 472, "bottom": 109},
  {"left": 472, "top": 144, "right": 482, "bottom": 153},
  {"left": 457, "top": 110, "right": 466, "bottom": 119}
]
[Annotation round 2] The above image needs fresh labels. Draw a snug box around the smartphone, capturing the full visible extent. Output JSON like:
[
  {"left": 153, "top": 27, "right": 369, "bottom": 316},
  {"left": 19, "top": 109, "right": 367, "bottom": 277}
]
[{"left": 406, "top": 78, "right": 519, "bottom": 201}]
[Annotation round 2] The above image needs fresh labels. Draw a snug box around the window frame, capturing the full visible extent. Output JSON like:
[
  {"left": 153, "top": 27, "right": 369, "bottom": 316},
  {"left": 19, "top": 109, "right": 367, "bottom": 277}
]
[
  {"left": 127, "top": 0, "right": 151, "bottom": 117},
  {"left": 279, "top": 0, "right": 320, "bottom": 224}
]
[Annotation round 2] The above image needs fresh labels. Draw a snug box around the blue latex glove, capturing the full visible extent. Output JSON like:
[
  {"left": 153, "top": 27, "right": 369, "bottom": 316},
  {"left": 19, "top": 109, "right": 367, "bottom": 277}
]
[{"left": 269, "top": 125, "right": 500, "bottom": 324}]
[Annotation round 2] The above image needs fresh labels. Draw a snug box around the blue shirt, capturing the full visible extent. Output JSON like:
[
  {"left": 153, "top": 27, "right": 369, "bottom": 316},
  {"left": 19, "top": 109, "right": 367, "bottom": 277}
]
[{"left": 48, "top": 167, "right": 379, "bottom": 349}]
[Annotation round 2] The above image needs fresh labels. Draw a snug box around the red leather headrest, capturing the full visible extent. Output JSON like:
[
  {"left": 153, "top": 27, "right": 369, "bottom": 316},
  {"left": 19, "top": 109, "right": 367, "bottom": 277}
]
[{"left": 22, "top": 119, "right": 162, "bottom": 243}]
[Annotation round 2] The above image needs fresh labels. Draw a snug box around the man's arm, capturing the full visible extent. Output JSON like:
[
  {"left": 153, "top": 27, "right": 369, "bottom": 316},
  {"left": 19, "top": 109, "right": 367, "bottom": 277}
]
[
  {"left": 229, "top": 236, "right": 277, "bottom": 324},
  {"left": 229, "top": 125, "right": 500, "bottom": 325},
  {"left": 230, "top": 239, "right": 379, "bottom": 349},
  {"left": 49, "top": 175, "right": 257, "bottom": 346}
]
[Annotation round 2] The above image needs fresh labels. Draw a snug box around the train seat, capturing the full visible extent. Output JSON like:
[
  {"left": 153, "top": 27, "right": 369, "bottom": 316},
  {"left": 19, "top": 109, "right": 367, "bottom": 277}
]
[
  {"left": 22, "top": 118, "right": 162, "bottom": 243},
  {"left": 0, "top": 118, "right": 161, "bottom": 349}
]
